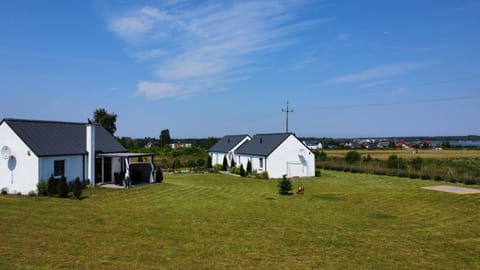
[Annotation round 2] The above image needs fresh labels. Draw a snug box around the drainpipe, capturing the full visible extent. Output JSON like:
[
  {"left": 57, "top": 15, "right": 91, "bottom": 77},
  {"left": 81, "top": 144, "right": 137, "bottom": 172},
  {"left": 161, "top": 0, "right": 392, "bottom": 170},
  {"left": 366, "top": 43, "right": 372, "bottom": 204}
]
[{"left": 86, "top": 124, "right": 95, "bottom": 187}]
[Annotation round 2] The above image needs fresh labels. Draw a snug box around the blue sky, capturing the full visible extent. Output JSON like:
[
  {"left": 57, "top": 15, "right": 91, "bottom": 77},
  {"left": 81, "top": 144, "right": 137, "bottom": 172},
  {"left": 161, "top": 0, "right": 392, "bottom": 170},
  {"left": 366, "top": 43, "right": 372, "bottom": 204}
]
[{"left": 1, "top": 0, "right": 479, "bottom": 138}]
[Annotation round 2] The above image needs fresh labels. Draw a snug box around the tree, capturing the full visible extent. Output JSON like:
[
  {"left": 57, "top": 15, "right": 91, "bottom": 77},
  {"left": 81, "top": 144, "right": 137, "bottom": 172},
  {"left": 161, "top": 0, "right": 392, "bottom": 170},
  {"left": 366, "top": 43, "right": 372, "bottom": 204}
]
[
  {"left": 231, "top": 157, "right": 236, "bottom": 168},
  {"left": 47, "top": 174, "right": 57, "bottom": 196},
  {"left": 246, "top": 160, "right": 252, "bottom": 175},
  {"left": 207, "top": 155, "right": 212, "bottom": 169},
  {"left": 93, "top": 108, "right": 117, "bottom": 135},
  {"left": 278, "top": 175, "right": 292, "bottom": 195},
  {"left": 345, "top": 150, "right": 361, "bottom": 164},
  {"left": 240, "top": 164, "right": 246, "bottom": 177},
  {"left": 160, "top": 129, "right": 172, "bottom": 147},
  {"left": 222, "top": 156, "right": 228, "bottom": 171},
  {"left": 57, "top": 175, "right": 69, "bottom": 198},
  {"left": 72, "top": 177, "right": 82, "bottom": 199}
]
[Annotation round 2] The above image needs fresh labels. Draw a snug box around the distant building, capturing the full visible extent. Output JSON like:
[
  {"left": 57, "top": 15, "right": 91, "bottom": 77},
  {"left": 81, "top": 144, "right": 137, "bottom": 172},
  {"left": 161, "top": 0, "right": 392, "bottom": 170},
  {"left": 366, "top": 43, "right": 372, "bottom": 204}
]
[
  {"left": 170, "top": 142, "right": 192, "bottom": 149},
  {"left": 303, "top": 140, "right": 323, "bottom": 150}
]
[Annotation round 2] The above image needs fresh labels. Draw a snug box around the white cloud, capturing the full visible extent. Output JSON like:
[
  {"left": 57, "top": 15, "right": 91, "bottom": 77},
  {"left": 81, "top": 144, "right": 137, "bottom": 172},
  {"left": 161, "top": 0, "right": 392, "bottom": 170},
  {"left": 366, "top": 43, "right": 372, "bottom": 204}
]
[
  {"left": 360, "top": 80, "right": 389, "bottom": 88},
  {"left": 325, "top": 62, "right": 427, "bottom": 85},
  {"left": 107, "top": 1, "right": 327, "bottom": 99},
  {"left": 136, "top": 81, "right": 187, "bottom": 99}
]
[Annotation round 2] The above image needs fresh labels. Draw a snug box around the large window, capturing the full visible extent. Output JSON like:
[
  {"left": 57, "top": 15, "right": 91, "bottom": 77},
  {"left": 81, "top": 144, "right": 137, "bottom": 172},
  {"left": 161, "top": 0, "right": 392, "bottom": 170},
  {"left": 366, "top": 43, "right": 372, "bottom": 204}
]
[{"left": 54, "top": 160, "right": 65, "bottom": 177}]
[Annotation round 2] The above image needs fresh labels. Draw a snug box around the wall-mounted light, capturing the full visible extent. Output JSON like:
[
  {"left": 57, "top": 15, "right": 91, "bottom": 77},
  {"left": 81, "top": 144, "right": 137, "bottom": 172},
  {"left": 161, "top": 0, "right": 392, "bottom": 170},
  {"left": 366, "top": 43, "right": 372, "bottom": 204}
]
[{"left": 27, "top": 151, "right": 31, "bottom": 156}]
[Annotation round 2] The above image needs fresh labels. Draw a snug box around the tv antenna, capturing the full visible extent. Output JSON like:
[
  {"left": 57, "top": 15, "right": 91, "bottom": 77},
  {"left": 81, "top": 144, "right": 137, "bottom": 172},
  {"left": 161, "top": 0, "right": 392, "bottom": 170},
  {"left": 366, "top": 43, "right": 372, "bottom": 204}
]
[{"left": 281, "top": 101, "right": 294, "bottom": 133}]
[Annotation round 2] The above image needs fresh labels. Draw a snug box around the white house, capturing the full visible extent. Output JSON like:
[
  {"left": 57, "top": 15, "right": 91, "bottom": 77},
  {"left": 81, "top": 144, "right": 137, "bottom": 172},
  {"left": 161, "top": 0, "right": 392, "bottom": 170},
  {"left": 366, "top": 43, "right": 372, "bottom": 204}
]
[
  {"left": 208, "top": 135, "right": 251, "bottom": 167},
  {"left": 236, "top": 133, "right": 315, "bottom": 178},
  {"left": 303, "top": 140, "right": 323, "bottom": 150},
  {"left": 0, "top": 118, "right": 154, "bottom": 194}
]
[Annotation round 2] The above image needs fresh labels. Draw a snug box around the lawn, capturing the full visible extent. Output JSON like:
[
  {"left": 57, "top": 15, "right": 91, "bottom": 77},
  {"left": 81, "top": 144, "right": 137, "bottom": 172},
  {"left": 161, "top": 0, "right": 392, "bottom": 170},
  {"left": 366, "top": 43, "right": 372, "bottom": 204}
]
[
  {"left": 323, "top": 149, "right": 480, "bottom": 160},
  {"left": 1, "top": 172, "right": 479, "bottom": 269}
]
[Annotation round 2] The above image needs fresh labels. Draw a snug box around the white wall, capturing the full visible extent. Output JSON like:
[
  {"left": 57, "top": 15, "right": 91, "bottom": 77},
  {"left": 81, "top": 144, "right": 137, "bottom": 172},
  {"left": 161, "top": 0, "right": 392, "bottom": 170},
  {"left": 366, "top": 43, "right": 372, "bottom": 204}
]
[
  {"left": 267, "top": 135, "right": 315, "bottom": 178},
  {"left": 0, "top": 122, "right": 39, "bottom": 194},
  {"left": 236, "top": 135, "right": 315, "bottom": 179},
  {"left": 38, "top": 155, "right": 84, "bottom": 183}
]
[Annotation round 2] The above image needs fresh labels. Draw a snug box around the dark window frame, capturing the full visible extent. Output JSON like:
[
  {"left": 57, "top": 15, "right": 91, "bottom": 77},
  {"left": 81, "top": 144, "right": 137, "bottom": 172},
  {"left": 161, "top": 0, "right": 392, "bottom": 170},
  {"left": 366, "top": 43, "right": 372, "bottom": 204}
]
[{"left": 54, "top": 160, "right": 65, "bottom": 177}]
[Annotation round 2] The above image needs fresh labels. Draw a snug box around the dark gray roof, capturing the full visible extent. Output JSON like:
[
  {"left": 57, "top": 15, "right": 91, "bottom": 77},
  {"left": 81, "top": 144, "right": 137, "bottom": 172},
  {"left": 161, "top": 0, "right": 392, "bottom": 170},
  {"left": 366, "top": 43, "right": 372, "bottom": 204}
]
[
  {"left": 235, "top": 133, "right": 292, "bottom": 156},
  {"left": 2, "top": 118, "right": 126, "bottom": 157},
  {"left": 208, "top": 134, "right": 250, "bottom": 153}
]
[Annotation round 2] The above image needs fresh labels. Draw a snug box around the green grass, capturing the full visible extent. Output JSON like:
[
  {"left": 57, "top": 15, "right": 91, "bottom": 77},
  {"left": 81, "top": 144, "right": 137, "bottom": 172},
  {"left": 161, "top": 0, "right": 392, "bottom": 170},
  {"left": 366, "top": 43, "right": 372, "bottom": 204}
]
[{"left": 1, "top": 172, "right": 480, "bottom": 269}]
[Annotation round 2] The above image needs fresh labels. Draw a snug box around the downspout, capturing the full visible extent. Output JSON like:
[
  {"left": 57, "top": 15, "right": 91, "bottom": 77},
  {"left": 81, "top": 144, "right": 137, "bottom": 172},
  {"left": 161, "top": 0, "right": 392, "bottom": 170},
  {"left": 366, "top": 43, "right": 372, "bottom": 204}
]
[{"left": 86, "top": 124, "right": 95, "bottom": 187}]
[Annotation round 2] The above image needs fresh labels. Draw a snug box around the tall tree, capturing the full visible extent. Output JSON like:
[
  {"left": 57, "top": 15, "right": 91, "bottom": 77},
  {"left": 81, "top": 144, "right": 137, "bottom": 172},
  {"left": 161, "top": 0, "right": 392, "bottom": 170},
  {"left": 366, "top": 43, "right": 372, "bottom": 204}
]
[
  {"left": 93, "top": 108, "right": 117, "bottom": 135},
  {"left": 160, "top": 129, "right": 171, "bottom": 147}
]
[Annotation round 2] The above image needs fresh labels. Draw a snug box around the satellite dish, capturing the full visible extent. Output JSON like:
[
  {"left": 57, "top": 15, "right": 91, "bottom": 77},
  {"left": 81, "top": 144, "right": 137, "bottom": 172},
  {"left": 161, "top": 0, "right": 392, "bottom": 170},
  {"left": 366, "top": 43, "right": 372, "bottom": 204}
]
[{"left": 1, "top": 146, "right": 11, "bottom": 159}]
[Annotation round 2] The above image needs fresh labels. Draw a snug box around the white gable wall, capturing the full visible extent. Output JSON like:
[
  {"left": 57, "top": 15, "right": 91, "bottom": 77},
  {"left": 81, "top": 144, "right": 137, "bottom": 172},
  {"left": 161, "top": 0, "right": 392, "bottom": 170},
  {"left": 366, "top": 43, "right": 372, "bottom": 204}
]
[
  {"left": 267, "top": 135, "right": 315, "bottom": 178},
  {"left": 0, "top": 122, "right": 39, "bottom": 194}
]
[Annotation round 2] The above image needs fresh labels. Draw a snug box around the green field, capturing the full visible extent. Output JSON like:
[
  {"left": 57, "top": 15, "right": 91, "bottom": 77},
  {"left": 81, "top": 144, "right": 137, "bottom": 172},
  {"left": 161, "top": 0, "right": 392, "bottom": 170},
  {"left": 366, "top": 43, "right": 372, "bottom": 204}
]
[{"left": 1, "top": 172, "right": 479, "bottom": 269}]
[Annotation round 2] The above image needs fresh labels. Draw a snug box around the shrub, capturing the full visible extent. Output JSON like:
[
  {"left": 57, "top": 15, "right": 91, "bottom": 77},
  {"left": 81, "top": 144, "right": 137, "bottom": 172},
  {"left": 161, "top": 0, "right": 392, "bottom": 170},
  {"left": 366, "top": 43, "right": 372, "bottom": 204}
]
[
  {"left": 196, "top": 158, "right": 205, "bottom": 167},
  {"left": 409, "top": 173, "right": 420, "bottom": 179},
  {"left": 72, "top": 177, "right": 83, "bottom": 199},
  {"left": 37, "top": 180, "right": 48, "bottom": 196},
  {"left": 434, "top": 175, "right": 444, "bottom": 181},
  {"left": 47, "top": 175, "right": 57, "bottom": 196},
  {"left": 57, "top": 176, "right": 69, "bottom": 198},
  {"left": 240, "top": 164, "right": 246, "bottom": 177},
  {"left": 411, "top": 157, "right": 423, "bottom": 171},
  {"left": 207, "top": 156, "right": 212, "bottom": 169},
  {"left": 213, "top": 164, "right": 223, "bottom": 171},
  {"left": 246, "top": 160, "right": 252, "bottom": 175},
  {"left": 421, "top": 174, "right": 431, "bottom": 180},
  {"left": 363, "top": 154, "right": 372, "bottom": 163},
  {"left": 257, "top": 171, "right": 269, "bottom": 179},
  {"left": 386, "top": 155, "right": 407, "bottom": 170},
  {"left": 345, "top": 150, "right": 361, "bottom": 164},
  {"left": 230, "top": 157, "right": 236, "bottom": 168},
  {"left": 172, "top": 159, "right": 182, "bottom": 171},
  {"left": 187, "top": 160, "right": 196, "bottom": 168},
  {"left": 1, "top": 188, "right": 8, "bottom": 195},
  {"left": 28, "top": 191, "right": 36, "bottom": 196},
  {"left": 222, "top": 156, "right": 228, "bottom": 171},
  {"left": 397, "top": 171, "right": 408, "bottom": 178},
  {"left": 278, "top": 175, "right": 292, "bottom": 195},
  {"left": 317, "top": 151, "right": 327, "bottom": 161},
  {"left": 315, "top": 169, "right": 321, "bottom": 177},
  {"left": 465, "top": 179, "right": 478, "bottom": 185}
]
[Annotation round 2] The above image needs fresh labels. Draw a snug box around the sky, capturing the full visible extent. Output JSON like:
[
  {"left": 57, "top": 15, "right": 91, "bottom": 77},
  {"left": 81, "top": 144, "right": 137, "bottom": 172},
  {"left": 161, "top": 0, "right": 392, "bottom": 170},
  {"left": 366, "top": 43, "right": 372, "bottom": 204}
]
[{"left": 1, "top": 0, "right": 479, "bottom": 139}]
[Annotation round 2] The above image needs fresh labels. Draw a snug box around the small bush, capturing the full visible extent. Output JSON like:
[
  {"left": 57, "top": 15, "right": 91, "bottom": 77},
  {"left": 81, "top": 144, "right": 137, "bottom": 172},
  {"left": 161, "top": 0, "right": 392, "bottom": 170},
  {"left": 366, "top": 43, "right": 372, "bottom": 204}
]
[
  {"left": 28, "top": 191, "right": 36, "bottom": 196},
  {"left": 434, "top": 175, "right": 444, "bottom": 181},
  {"left": 72, "top": 177, "right": 83, "bottom": 199},
  {"left": 409, "top": 173, "right": 420, "bottom": 179},
  {"left": 257, "top": 171, "right": 269, "bottom": 179},
  {"left": 246, "top": 160, "right": 252, "bottom": 176},
  {"left": 196, "top": 158, "right": 205, "bottom": 167},
  {"left": 155, "top": 169, "right": 164, "bottom": 183},
  {"left": 213, "top": 164, "right": 223, "bottom": 171},
  {"left": 421, "top": 174, "right": 431, "bottom": 180},
  {"left": 47, "top": 175, "right": 57, "bottom": 196},
  {"left": 397, "top": 172, "right": 408, "bottom": 178},
  {"left": 37, "top": 180, "right": 48, "bottom": 196},
  {"left": 345, "top": 150, "right": 361, "bottom": 164},
  {"left": 465, "top": 179, "right": 478, "bottom": 185},
  {"left": 57, "top": 176, "right": 69, "bottom": 198},
  {"left": 186, "top": 160, "right": 196, "bottom": 168},
  {"left": 240, "top": 164, "right": 246, "bottom": 177},
  {"left": 315, "top": 169, "right": 321, "bottom": 177},
  {"left": 207, "top": 156, "right": 212, "bottom": 169},
  {"left": 278, "top": 175, "right": 292, "bottom": 195},
  {"left": 222, "top": 156, "right": 228, "bottom": 171},
  {"left": 1, "top": 188, "right": 8, "bottom": 195}
]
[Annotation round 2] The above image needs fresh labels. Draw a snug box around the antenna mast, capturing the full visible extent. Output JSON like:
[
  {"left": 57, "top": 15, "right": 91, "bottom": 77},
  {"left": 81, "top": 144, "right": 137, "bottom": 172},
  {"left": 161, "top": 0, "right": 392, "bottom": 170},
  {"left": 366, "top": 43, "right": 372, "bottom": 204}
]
[{"left": 281, "top": 101, "right": 294, "bottom": 133}]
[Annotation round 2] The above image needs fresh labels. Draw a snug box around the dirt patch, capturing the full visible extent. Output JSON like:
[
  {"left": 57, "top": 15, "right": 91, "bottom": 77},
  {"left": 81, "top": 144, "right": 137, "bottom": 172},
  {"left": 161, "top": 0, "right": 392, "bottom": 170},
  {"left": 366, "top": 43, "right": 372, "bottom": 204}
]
[{"left": 422, "top": 185, "right": 480, "bottom": 194}]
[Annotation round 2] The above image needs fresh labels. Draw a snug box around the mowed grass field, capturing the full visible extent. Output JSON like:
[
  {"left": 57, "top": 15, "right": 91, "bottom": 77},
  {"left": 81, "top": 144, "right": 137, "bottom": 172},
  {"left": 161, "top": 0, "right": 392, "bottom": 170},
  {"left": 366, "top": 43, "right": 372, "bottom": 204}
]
[
  {"left": 1, "top": 172, "right": 480, "bottom": 269},
  {"left": 323, "top": 149, "right": 480, "bottom": 160}
]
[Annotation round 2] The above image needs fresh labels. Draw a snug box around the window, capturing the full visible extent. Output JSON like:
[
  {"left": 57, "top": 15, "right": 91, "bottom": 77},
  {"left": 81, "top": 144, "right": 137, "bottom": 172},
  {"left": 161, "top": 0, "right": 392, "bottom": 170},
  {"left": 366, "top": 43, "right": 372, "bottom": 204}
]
[
  {"left": 54, "top": 160, "right": 65, "bottom": 177},
  {"left": 259, "top": 158, "right": 263, "bottom": 168}
]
